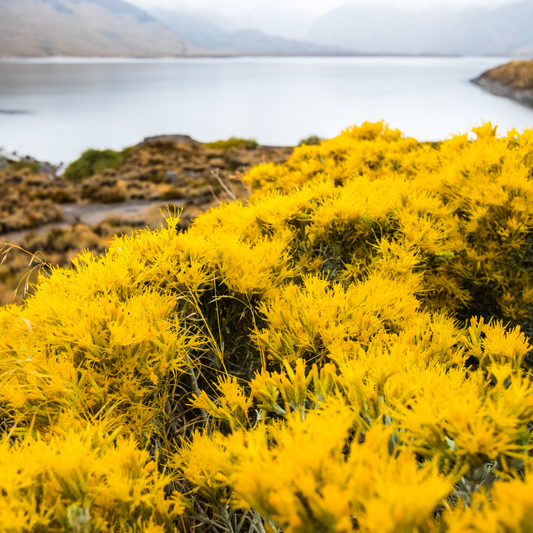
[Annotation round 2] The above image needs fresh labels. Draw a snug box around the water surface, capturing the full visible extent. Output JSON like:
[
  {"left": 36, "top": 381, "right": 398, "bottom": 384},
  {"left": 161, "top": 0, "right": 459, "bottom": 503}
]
[{"left": 1, "top": 56, "right": 532, "bottom": 165}]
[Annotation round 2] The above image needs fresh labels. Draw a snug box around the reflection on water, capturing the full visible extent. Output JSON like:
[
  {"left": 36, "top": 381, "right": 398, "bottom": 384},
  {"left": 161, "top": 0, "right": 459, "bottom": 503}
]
[
  {"left": 0, "top": 56, "right": 532, "bottom": 165},
  {"left": 0, "top": 109, "right": 33, "bottom": 114}
]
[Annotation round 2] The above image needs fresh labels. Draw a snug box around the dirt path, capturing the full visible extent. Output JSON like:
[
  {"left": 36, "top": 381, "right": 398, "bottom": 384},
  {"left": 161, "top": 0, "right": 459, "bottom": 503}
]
[{"left": 1, "top": 199, "right": 185, "bottom": 244}]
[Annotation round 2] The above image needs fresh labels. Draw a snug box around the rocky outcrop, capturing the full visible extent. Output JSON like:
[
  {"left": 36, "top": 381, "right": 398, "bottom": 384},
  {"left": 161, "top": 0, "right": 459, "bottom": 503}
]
[
  {"left": 472, "top": 61, "right": 533, "bottom": 109},
  {"left": 0, "top": 149, "right": 60, "bottom": 176},
  {"left": 140, "top": 135, "right": 200, "bottom": 146}
]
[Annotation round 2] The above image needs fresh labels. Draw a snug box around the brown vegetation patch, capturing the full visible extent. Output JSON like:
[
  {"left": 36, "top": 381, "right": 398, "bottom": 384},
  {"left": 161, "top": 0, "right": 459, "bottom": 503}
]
[
  {"left": 481, "top": 60, "right": 533, "bottom": 90},
  {"left": 0, "top": 138, "right": 293, "bottom": 305}
]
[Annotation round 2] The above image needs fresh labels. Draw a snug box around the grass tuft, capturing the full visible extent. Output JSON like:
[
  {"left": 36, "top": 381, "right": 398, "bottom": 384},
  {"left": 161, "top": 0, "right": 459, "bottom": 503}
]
[{"left": 206, "top": 137, "right": 259, "bottom": 150}]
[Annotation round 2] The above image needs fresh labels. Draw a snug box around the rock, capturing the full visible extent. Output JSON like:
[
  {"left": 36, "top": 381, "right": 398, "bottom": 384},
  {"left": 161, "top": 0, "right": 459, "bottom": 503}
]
[
  {"left": 0, "top": 148, "right": 59, "bottom": 177},
  {"left": 164, "top": 171, "right": 178, "bottom": 182},
  {"left": 472, "top": 60, "right": 533, "bottom": 109},
  {"left": 141, "top": 134, "right": 199, "bottom": 146},
  {"left": 472, "top": 77, "right": 533, "bottom": 108}
]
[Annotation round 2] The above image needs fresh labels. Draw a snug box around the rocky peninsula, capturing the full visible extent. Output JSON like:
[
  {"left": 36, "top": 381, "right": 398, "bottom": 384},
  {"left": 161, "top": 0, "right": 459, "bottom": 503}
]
[{"left": 472, "top": 60, "right": 533, "bottom": 108}]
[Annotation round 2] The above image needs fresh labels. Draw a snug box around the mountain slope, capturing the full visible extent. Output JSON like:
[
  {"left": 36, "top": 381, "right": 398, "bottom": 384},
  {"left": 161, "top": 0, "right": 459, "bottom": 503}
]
[
  {"left": 306, "top": 1, "right": 533, "bottom": 56},
  {"left": 0, "top": 0, "right": 194, "bottom": 57},
  {"left": 149, "top": 9, "right": 341, "bottom": 55}
]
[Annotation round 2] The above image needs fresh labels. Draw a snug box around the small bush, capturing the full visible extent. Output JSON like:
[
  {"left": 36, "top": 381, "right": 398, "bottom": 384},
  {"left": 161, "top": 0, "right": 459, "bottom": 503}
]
[
  {"left": 64, "top": 149, "right": 124, "bottom": 182},
  {"left": 8, "top": 160, "right": 39, "bottom": 174},
  {"left": 121, "top": 145, "right": 136, "bottom": 160},
  {"left": 81, "top": 185, "right": 125, "bottom": 203},
  {"left": 160, "top": 188, "right": 184, "bottom": 200},
  {"left": 298, "top": 134, "right": 324, "bottom": 146},
  {"left": 46, "top": 189, "right": 76, "bottom": 204},
  {"left": 206, "top": 137, "right": 258, "bottom": 150}
]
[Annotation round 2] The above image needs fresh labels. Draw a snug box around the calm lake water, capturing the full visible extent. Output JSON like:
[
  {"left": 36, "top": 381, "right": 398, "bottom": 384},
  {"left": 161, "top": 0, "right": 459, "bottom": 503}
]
[{"left": 1, "top": 56, "right": 533, "bottom": 166}]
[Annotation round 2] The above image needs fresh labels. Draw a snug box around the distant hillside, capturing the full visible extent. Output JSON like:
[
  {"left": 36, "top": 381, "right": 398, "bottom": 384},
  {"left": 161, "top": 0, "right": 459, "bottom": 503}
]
[
  {"left": 0, "top": 0, "right": 194, "bottom": 57},
  {"left": 306, "top": 1, "right": 533, "bottom": 56},
  {"left": 472, "top": 60, "right": 533, "bottom": 108},
  {"left": 149, "top": 9, "right": 341, "bottom": 55}
]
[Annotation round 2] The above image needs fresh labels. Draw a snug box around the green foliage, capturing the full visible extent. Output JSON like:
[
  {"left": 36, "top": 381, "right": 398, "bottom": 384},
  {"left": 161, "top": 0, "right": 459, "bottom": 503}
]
[
  {"left": 298, "top": 135, "right": 323, "bottom": 146},
  {"left": 205, "top": 137, "right": 259, "bottom": 150},
  {"left": 120, "top": 145, "right": 136, "bottom": 160},
  {"left": 64, "top": 149, "right": 124, "bottom": 182},
  {"left": 8, "top": 160, "right": 39, "bottom": 174}
]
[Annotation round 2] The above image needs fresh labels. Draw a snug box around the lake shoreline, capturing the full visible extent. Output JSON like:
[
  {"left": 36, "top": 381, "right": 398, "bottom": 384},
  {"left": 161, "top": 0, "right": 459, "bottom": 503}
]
[
  {"left": 471, "top": 60, "right": 533, "bottom": 109},
  {"left": 0, "top": 52, "right": 474, "bottom": 60},
  {"left": 472, "top": 76, "right": 533, "bottom": 109},
  {"left": 2, "top": 56, "right": 533, "bottom": 165}
]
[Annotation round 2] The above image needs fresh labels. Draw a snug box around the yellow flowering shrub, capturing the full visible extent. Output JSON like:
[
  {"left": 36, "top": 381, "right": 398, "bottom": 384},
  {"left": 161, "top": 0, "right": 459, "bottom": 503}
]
[
  {"left": 0, "top": 425, "right": 183, "bottom": 532},
  {"left": 178, "top": 403, "right": 455, "bottom": 533},
  {"left": 443, "top": 466, "right": 533, "bottom": 532},
  {"left": 1, "top": 122, "right": 533, "bottom": 531},
  {"left": 242, "top": 121, "right": 533, "bottom": 322}
]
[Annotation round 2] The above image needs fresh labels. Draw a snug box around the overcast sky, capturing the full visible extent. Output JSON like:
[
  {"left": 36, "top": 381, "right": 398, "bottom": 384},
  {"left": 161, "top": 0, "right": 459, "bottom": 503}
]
[{"left": 129, "top": 0, "right": 526, "bottom": 16}]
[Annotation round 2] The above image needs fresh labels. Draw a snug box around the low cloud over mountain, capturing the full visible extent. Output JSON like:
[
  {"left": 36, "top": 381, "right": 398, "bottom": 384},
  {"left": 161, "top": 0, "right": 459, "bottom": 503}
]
[
  {"left": 148, "top": 9, "right": 341, "bottom": 55},
  {"left": 306, "top": 1, "right": 533, "bottom": 56},
  {"left": 2, "top": 0, "right": 532, "bottom": 58}
]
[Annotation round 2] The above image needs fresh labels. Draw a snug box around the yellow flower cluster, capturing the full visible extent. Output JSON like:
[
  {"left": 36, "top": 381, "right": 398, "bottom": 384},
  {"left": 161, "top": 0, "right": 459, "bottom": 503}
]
[
  {"left": 243, "top": 121, "right": 533, "bottom": 320},
  {"left": 1, "top": 122, "right": 533, "bottom": 531},
  {"left": 0, "top": 425, "right": 183, "bottom": 532}
]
